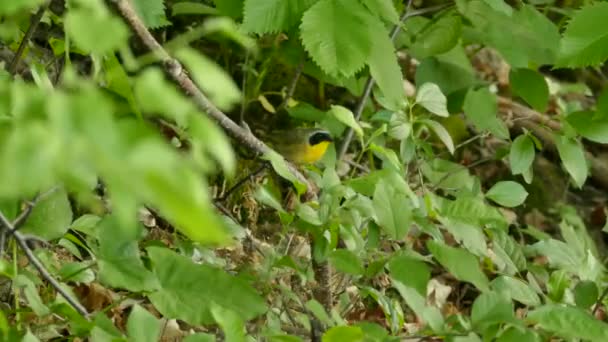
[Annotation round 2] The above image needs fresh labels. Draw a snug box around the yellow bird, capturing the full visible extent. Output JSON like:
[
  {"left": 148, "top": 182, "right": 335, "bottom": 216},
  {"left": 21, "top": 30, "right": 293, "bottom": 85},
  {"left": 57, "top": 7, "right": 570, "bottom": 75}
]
[{"left": 269, "top": 128, "right": 334, "bottom": 164}]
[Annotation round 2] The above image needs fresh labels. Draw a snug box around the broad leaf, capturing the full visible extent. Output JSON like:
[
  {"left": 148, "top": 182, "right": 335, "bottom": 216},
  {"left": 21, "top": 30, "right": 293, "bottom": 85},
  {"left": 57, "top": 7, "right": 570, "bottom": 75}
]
[
  {"left": 419, "top": 119, "right": 455, "bottom": 154},
  {"left": 510, "top": 68, "right": 549, "bottom": 112},
  {"left": 300, "top": 0, "right": 374, "bottom": 77},
  {"left": 527, "top": 305, "right": 608, "bottom": 341},
  {"left": 509, "top": 134, "right": 535, "bottom": 175},
  {"left": 471, "top": 291, "right": 514, "bottom": 330},
  {"left": 127, "top": 305, "right": 161, "bottom": 342},
  {"left": 427, "top": 241, "right": 490, "bottom": 292},
  {"left": 416, "top": 83, "right": 449, "bottom": 117},
  {"left": 409, "top": 15, "right": 462, "bottom": 59},
  {"left": 368, "top": 22, "right": 404, "bottom": 110},
  {"left": 554, "top": 134, "right": 588, "bottom": 188},
  {"left": 566, "top": 111, "right": 608, "bottom": 144},
  {"left": 21, "top": 187, "right": 73, "bottom": 241},
  {"left": 242, "top": 0, "right": 316, "bottom": 34},
  {"left": 486, "top": 181, "right": 528, "bottom": 207},
  {"left": 491, "top": 276, "right": 540, "bottom": 307},
  {"left": 361, "top": 0, "right": 399, "bottom": 24},
  {"left": 147, "top": 247, "right": 267, "bottom": 325},
  {"left": 132, "top": 0, "right": 170, "bottom": 28},
  {"left": 556, "top": 2, "right": 608, "bottom": 68},
  {"left": 329, "top": 249, "right": 364, "bottom": 276},
  {"left": 330, "top": 105, "right": 363, "bottom": 137},
  {"left": 373, "top": 179, "right": 412, "bottom": 239},
  {"left": 463, "top": 87, "right": 509, "bottom": 140}
]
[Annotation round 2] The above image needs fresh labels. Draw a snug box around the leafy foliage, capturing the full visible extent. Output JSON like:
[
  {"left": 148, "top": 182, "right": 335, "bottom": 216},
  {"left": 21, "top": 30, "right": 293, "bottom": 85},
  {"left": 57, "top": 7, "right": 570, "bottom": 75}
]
[{"left": 3, "top": 0, "right": 608, "bottom": 340}]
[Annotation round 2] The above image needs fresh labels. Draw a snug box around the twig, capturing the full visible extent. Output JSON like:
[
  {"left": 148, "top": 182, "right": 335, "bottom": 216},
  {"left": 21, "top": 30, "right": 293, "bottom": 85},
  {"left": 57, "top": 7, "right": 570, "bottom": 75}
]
[
  {"left": 0, "top": 211, "right": 90, "bottom": 318},
  {"left": 108, "top": 0, "right": 315, "bottom": 197},
  {"left": 8, "top": 1, "right": 50, "bottom": 75},
  {"left": 277, "top": 60, "right": 305, "bottom": 112},
  {"left": 216, "top": 163, "right": 268, "bottom": 202},
  {"left": 593, "top": 286, "right": 608, "bottom": 316},
  {"left": 337, "top": 2, "right": 452, "bottom": 161}
]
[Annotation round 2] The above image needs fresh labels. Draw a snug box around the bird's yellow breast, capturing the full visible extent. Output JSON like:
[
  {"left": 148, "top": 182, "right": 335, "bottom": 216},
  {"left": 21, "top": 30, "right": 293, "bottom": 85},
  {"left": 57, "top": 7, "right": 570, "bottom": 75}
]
[{"left": 294, "top": 141, "right": 330, "bottom": 164}]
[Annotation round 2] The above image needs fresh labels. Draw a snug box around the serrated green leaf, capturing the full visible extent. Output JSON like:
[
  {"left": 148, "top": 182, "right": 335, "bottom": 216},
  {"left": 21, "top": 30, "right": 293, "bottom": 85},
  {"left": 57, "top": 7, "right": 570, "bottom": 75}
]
[
  {"left": 566, "top": 111, "right": 608, "bottom": 144},
  {"left": 527, "top": 304, "right": 608, "bottom": 342},
  {"left": 416, "top": 83, "right": 449, "bottom": 117},
  {"left": 132, "top": 0, "right": 171, "bottom": 28},
  {"left": 242, "top": 0, "right": 316, "bottom": 34},
  {"left": 486, "top": 181, "right": 528, "bottom": 207},
  {"left": 509, "top": 134, "right": 535, "bottom": 175},
  {"left": 427, "top": 240, "right": 490, "bottom": 292},
  {"left": 147, "top": 247, "right": 267, "bottom": 325},
  {"left": 554, "top": 134, "right": 588, "bottom": 188},
  {"left": 463, "top": 87, "right": 509, "bottom": 140},
  {"left": 510, "top": 68, "right": 549, "bottom": 112},
  {"left": 361, "top": 0, "right": 399, "bottom": 23},
  {"left": 300, "top": 0, "right": 374, "bottom": 77},
  {"left": 556, "top": 2, "right": 608, "bottom": 68}
]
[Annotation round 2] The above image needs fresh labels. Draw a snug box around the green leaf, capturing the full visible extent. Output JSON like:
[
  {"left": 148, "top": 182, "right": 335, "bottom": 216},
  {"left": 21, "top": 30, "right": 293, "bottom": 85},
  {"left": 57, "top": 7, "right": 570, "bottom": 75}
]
[
  {"left": 556, "top": 2, "right": 608, "bottom": 68},
  {"left": 211, "top": 305, "right": 246, "bottom": 342},
  {"left": 368, "top": 22, "right": 404, "bottom": 110},
  {"left": 65, "top": 8, "right": 128, "bottom": 54},
  {"left": 409, "top": 15, "right": 462, "bottom": 59},
  {"left": 212, "top": 0, "right": 244, "bottom": 18},
  {"left": 183, "top": 333, "right": 217, "bottom": 342},
  {"left": 97, "top": 217, "right": 160, "bottom": 292},
  {"left": 463, "top": 87, "right": 509, "bottom": 140},
  {"left": 497, "top": 327, "right": 540, "bottom": 342},
  {"left": 554, "top": 134, "right": 588, "bottom": 188},
  {"left": 458, "top": 2, "right": 559, "bottom": 67},
  {"left": 242, "top": 0, "right": 315, "bottom": 34},
  {"left": 486, "top": 181, "right": 528, "bottom": 207},
  {"left": 132, "top": 0, "right": 171, "bottom": 28},
  {"left": 361, "top": 0, "right": 399, "bottom": 24},
  {"left": 0, "top": 0, "right": 44, "bottom": 15},
  {"left": 440, "top": 218, "right": 487, "bottom": 257},
  {"left": 171, "top": 2, "right": 218, "bottom": 16},
  {"left": 574, "top": 281, "right": 599, "bottom": 309},
  {"left": 322, "top": 326, "right": 364, "bottom": 342},
  {"left": 491, "top": 276, "right": 541, "bottom": 307},
  {"left": 127, "top": 304, "right": 161, "bottom": 342},
  {"left": 388, "top": 255, "right": 430, "bottom": 296},
  {"left": 175, "top": 48, "right": 241, "bottom": 111},
  {"left": 329, "top": 105, "right": 363, "bottom": 137},
  {"left": 510, "top": 68, "right": 549, "bottom": 112},
  {"left": 188, "top": 115, "right": 236, "bottom": 178},
  {"left": 566, "top": 111, "right": 608, "bottom": 144},
  {"left": 419, "top": 119, "right": 455, "bottom": 154},
  {"left": 264, "top": 150, "right": 307, "bottom": 195},
  {"left": 58, "top": 261, "right": 95, "bottom": 283},
  {"left": 329, "top": 250, "right": 364, "bottom": 276},
  {"left": 21, "top": 188, "right": 73, "bottom": 241},
  {"left": 471, "top": 291, "right": 514, "bottom": 330},
  {"left": 527, "top": 304, "right": 608, "bottom": 342},
  {"left": 416, "top": 83, "right": 449, "bottom": 117},
  {"left": 427, "top": 240, "right": 490, "bottom": 292},
  {"left": 14, "top": 275, "right": 49, "bottom": 316},
  {"left": 300, "top": 0, "right": 374, "bottom": 77},
  {"left": 509, "top": 135, "right": 535, "bottom": 175},
  {"left": 415, "top": 46, "right": 477, "bottom": 96},
  {"left": 147, "top": 247, "right": 267, "bottom": 325},
  {"left": 373, "top": 179, "right": 412, "bottom": 239}
]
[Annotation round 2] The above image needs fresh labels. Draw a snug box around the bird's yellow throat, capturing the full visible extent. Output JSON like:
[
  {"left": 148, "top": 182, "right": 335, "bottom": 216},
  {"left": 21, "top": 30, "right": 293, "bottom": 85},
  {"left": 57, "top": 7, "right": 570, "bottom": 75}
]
[{"left": 296, "top": 140, "right": 331, "bottom": 164}]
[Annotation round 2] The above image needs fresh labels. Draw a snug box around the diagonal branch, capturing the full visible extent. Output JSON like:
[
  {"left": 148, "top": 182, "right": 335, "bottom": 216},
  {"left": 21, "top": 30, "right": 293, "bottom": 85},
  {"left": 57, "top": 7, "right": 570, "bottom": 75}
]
[
  {"left": 337, "top": 3, "right": 452, "bottom": 161},
  {"left": 8, "top": 1, "right": 50, "bottom": 75},
  {"left": 108, "top": 0, "right": 315, "bottom": 197},
  {"left": 0, "top": 210, "right": 90, "bottom": 319}
]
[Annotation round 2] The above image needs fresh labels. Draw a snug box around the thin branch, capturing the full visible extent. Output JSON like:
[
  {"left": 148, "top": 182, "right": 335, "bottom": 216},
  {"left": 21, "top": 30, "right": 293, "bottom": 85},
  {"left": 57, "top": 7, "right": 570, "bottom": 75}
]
[
  {"left": 215, "top": 163, "right": 268, "bottom": 202},
  {"left": 0, "top": 211, "right": 90, "bottom": 318},
  {"left": 277, "top": 60, "right": 305, "bottom": 112},
  {"left": 8, "top": 2, "right": 50, "bottom": 75},
  {"left": 108, "top": 0, "right": 315, "bottom": 197},
  {"left": 337, "top": 2, "right": 451, "bottom": 161}
]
